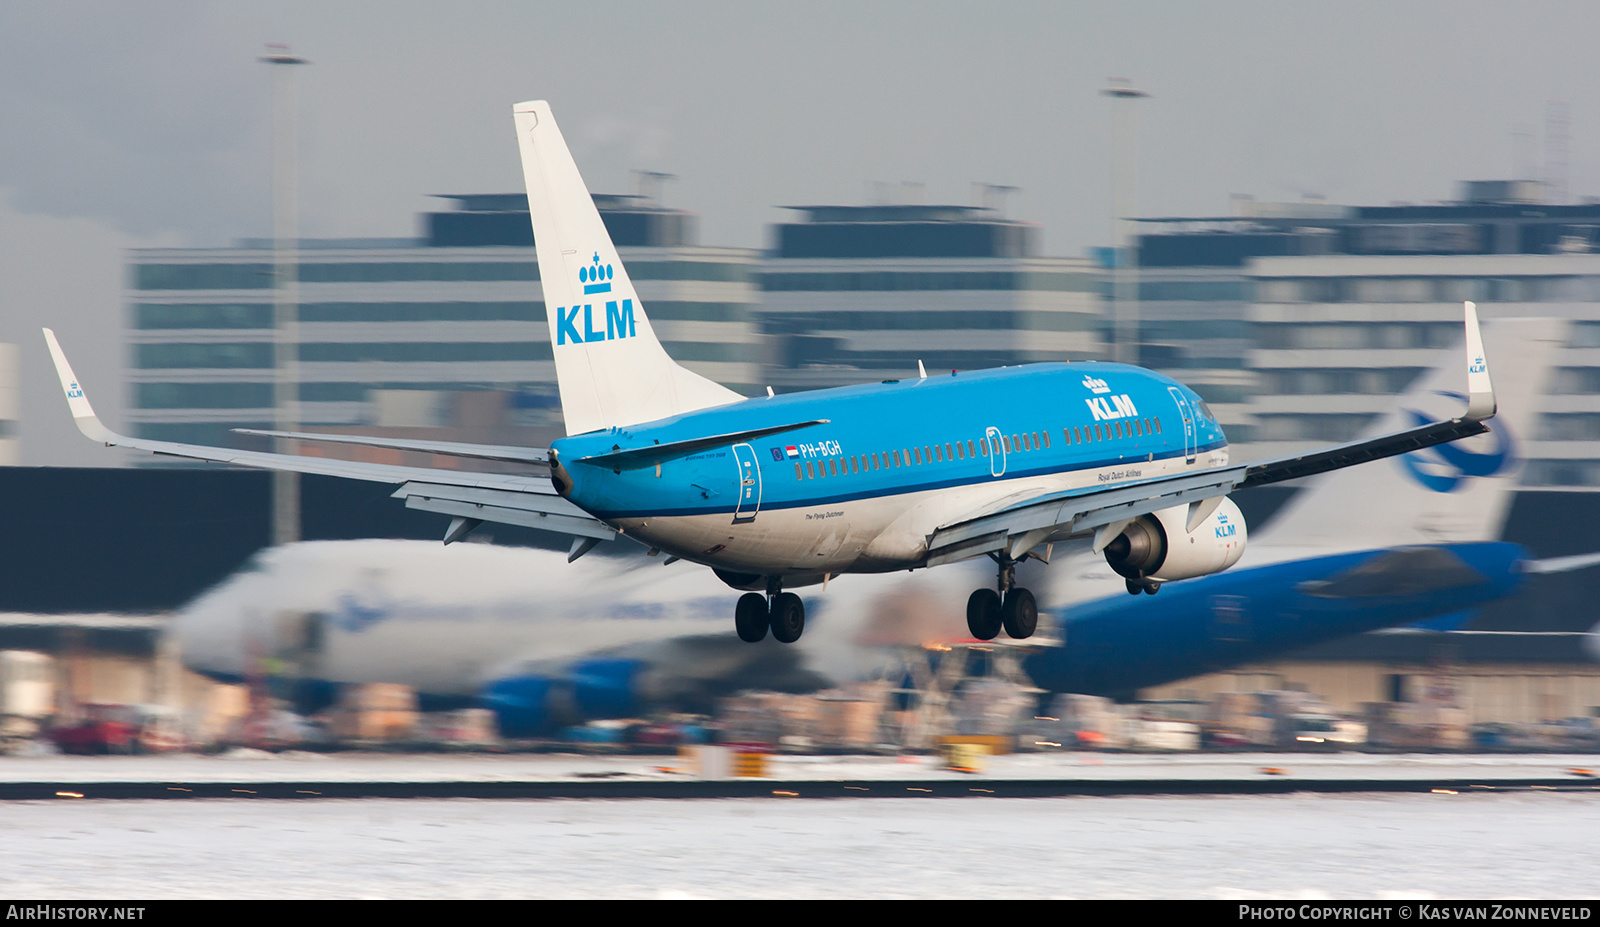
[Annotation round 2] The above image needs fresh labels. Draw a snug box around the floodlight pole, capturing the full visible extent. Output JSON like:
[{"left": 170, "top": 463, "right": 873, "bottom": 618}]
[
  {"left": 262, "top": 46, "right": 308, "bottom": 546},
  {"left": 1103, "top": 80, "right": 1149, "bottom": 366}
]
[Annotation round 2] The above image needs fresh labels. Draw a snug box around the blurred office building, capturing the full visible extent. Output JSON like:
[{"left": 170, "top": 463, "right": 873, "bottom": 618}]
[
  {"left": 1135, "top": 181, "right": 1600, "bottom": 488},
  {"left": 757, "top": 200, "right": 1105, "bottom": 391},
  {"left": 125, "top": 192, "right": 762, "bottom": 458}
]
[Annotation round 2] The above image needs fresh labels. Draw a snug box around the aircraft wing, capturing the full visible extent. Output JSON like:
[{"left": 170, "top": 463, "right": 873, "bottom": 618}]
[
  {"left": 926, "top": 302, "right": 1497, "bottom": 567},
  {"left": 233, "top": 428, "right": 550, "bottom": 465},
  {"left": 43, "top": 329, "right": 615, "bottom": 544}
]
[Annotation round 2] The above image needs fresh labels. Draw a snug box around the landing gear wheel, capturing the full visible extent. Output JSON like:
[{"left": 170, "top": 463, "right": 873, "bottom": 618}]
[
  {"left": 1001, "top": 587, "right": 1038, "bottom": 640},
  {"left": 1125, "top": 578, "right": 1143, "bottom": 596},
  {"left": 1143, "top": 583, "right": 1159, "bottom": 595},
  {"left": 966, "top": 588, "right": 1002, "bottom": 641},
  {"left": 735, "top": 592, "right": 770, "bottom": 643},
  {"left": 770, "top": 592, "right": 806, "bottom": 643}
]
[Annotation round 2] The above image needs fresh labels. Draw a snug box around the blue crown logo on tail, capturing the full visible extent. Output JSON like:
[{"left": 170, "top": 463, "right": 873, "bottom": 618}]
[{"left": 580, "top": 253, "right": 613, "bottom": 294}]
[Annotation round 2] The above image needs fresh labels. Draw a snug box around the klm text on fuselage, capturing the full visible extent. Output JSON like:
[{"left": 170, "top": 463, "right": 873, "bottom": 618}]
[{"left": 1086, "top": 394, "right": 1138, "bottom": 421}]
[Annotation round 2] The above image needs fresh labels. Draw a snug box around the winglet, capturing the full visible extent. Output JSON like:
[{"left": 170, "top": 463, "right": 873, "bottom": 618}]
[
  {"left": 1463, "top": 301, "right": 1496, "bottom": 422},
  {"left": 42, "top": 328, "right": 117, "bottom": 445}
]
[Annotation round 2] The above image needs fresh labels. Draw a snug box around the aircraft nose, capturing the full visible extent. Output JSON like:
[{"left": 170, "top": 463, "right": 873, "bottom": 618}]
[{"left": 168, "top": 598, "right": 253, "bottom": 680}]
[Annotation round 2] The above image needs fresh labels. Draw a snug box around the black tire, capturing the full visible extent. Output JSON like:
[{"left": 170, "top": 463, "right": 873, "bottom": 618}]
[
  {"left": 1125, "top": 578, "right": 1143, "bottom": 596},
  {"left": 735, "top": 592, "right": 769, "bottom": 643},
  {"left": 770, "top": 592, "right": 805, "bottom": 643},
  {"left": 1143, "top": 583, "right": 1159, "bottom": 595},
  {"left": 1002, "top": 587, "right": 1038, "bottom": 639},
  {"left": 966, "top": 588, "right": 1002, "bottom": 640}
]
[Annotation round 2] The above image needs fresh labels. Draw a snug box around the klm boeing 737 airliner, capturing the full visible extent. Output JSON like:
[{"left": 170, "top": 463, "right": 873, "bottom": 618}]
[{"left": 43, "top": 100, "right": 1499, "bottom": 646}]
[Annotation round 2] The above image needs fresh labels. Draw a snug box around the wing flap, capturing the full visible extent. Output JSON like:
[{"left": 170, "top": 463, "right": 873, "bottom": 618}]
[{"left": 393, "top": 482, "right": 618, "bottom": 542}]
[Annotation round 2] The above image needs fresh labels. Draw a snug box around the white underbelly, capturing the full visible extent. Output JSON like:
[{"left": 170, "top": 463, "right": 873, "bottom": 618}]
[{"left": 617, "top": 451, "right": 1215, "bottom": 576}]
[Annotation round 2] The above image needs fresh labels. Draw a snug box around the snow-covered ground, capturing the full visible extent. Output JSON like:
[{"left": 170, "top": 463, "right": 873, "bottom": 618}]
[
  {"left": 2, "top": 753, "right": 1596, "bottom": 898},
  {"left": 0, "top": 792, "right": 1597, "bottom": 898}
]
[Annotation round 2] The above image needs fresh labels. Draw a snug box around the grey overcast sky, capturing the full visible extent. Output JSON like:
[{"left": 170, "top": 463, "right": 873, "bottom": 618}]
[{"left": 3, "top": 1, "right": 1598, "bottom": 464}]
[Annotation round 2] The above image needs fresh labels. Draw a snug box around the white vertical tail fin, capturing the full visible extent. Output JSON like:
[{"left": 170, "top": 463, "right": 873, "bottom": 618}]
[
  {"left": 1255, "top": 317, "right": 1562, "bottom": 549},
  {"left": 512, "top": 101, "right": 743, "bottom": 435}
]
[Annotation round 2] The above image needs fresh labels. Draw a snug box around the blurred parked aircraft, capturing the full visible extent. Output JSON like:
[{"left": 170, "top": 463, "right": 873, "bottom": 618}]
[{"left": 172, "top": 540, "right": 980, "bottom": 735}]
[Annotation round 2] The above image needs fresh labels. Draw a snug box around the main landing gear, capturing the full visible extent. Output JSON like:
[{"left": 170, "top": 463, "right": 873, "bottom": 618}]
[
  {"left": 966, "top": 553, "right": 1037, "bottom": 641},
  {"left": 735, "top": 578, "right": 805, "bottom": 644}
]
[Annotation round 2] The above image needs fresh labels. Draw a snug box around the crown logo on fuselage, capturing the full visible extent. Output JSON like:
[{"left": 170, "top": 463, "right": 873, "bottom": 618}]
[{"left": 1082, "top": 375, "right": 1111, "bottom": 394}]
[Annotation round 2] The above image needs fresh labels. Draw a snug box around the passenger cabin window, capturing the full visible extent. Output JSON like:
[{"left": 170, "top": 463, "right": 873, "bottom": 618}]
[
  {"left": 795, "top": 463, "right": 803, "bottom": 480},
  {"left": 1042, "top": 431, "right": 1051, "bottom": 449}
]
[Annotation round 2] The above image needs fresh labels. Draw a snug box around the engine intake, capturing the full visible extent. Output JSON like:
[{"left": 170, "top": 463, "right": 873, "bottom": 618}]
[{"left": 1103, "top": 497, "right": 1248, "bottom": 583}]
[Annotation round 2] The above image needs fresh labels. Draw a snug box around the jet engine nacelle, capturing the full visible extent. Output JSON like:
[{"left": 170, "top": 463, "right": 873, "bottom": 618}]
[
  {"left": 1103, "top": 497, "right": 1248, "bottom": 583},
  {"left": 479, "top": 657, "right": 647, "bottom": 738}
]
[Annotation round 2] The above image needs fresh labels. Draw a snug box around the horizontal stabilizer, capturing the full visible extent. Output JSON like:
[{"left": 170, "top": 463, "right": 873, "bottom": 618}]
[
  {"left": 577, "top": 420, "right": 828, "bottom": 471},
  {"left": 234, "top": 428, "right": 549, "bottom": 465},
  {"left": 1519, "top": 551, "right": 1600, "bottom": 575}
]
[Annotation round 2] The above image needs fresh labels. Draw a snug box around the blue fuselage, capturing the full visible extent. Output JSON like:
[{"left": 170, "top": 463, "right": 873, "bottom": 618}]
[
  {"left": 1023, "top": 541, "right": 1527, "bottom": 697},
  {"left": 550, "top": 362, "right": 1229, "bottom": 575}
]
